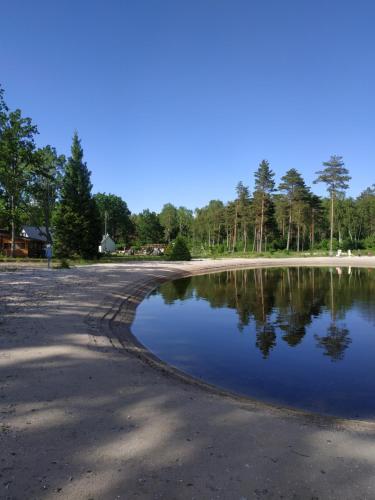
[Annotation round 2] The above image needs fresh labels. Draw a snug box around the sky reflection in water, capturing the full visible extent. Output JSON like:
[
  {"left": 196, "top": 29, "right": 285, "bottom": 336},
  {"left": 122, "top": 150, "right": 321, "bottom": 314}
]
[{"left": 131, "top": 267, "right": 375, "bottom": 418}]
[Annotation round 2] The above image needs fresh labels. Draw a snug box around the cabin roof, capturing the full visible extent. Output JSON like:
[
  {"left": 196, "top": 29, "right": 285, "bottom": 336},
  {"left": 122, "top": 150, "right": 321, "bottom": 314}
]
[{"left": 20, "top": 226, "right": 48, "bottom": 242}]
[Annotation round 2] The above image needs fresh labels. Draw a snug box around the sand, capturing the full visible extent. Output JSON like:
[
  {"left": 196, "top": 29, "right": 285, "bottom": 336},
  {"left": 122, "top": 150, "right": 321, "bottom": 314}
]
[{"left": 1, "top": 257, "right": 375, "bottom": 499}]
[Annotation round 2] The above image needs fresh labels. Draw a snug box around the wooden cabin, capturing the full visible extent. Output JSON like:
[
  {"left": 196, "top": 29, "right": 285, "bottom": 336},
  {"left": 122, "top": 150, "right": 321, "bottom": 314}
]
[{"left": 0, "top": 228, "right": 46, "bottom": 258}]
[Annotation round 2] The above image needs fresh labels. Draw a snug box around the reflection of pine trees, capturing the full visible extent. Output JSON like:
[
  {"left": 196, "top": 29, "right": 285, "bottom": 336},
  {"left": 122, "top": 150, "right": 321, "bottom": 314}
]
[
  {"left": 155, "top": 266, "right": 375, "bottom": 360},
  {"left": 172, "top": 277, "right": 193, "bottom": 300},
  {"left": 255, "top": 325, "right": 276, "bottom": 358},
  {"left": 157, "top": 277, "right": 193, "bottom": 304},
  {"left": 315, "top": 324, "right": 352, "bottom": 361}
]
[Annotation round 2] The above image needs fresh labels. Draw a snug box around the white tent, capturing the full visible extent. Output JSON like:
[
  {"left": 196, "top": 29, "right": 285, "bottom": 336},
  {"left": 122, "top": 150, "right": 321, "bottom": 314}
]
[{"left": 99, "top": 234, "right": 116, "bottom": 253}]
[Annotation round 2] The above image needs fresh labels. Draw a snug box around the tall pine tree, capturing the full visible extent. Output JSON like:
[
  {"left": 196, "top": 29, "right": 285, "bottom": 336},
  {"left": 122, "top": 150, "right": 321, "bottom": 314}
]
[
  {"left": 314, "top": 155, "right": 351, "bottom": 255},
  {"left": 279, "top": 169, "right": 309, "bottom": 251},
  {"left": 53, "top": 132, "right": 101, "bottom": 259},
  {"left": 253, "top": 160, "right": 275, "bottom": 252}
]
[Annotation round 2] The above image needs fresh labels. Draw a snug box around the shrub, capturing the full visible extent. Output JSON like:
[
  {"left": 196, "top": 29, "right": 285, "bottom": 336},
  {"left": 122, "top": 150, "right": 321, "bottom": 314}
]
[
  {"left": 57, "top": 258, "right": 70, "bottom": 269},
  {"left": 167, "top": 236, "right": 191, "bottom": 261},
  {"left": 363, "top": 236, "right": 375, "bottom": 249}
]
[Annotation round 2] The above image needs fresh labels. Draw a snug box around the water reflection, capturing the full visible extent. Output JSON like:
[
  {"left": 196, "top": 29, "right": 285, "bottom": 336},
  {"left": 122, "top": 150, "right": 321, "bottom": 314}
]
[
  {"left": 156, "top": 267, "right": 369, "bottom": 361},
  {"left": 133, "top": 267, "right": 375, "bottom": 417}
]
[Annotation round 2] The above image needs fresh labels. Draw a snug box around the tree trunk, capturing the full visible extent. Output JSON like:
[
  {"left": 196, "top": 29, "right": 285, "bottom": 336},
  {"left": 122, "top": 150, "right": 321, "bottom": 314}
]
[
  {"left": 259, "top": 196, "right": 264, "bottom": 252},
  {"left": 232, "top": 205, "right": 238, "bottom": 252},
  {"left": 330, "top": 193, "right": 334, "bottom": 255},
  {"left": 297, "top": 224, "right": 300, "bottom": 252},
  {"left": 11, "top": 195, "right": 15, "bottom": 258},
  {"left": 252, "top": 227, "right": 256, "bottom": 252},
  {"left": 286, "top": 201, "right": 292, "bottom": 251},
  {"left": 311, "top": 209, "right": 315, "bottom": 250}
]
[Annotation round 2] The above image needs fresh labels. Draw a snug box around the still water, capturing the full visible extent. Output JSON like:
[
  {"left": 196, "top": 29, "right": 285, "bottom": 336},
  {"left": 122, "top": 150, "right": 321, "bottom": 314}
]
[{"left": 131, "top": 267, "right": 375, "bottom": 418}]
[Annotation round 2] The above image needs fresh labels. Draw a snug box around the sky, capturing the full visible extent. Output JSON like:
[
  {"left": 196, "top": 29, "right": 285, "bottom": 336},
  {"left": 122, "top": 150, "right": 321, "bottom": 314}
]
[{"left": 1, "top": 0, "right": 374, "bottom": 213}]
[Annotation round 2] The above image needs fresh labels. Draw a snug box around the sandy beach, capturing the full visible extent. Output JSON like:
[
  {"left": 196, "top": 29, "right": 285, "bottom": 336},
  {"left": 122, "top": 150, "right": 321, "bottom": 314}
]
[{"left": 1, "top": 257, "right": 375, "bottom": 499}]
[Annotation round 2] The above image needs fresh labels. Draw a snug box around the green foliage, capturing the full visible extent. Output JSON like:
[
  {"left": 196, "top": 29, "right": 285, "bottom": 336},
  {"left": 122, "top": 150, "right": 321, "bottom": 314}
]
[
  {"left": 57, "top": 258, "right": 70, "bottom": 269},
  {"left": 253, "top": 160, "right": 276, "bottom": 252},
  {"left": 2, "top": 82, "right": 375, "bottom": 259},
  {"left": 53, "top": 132, "right": 101, "bottom": 259},
  {"left": 314, "top": 155, "right": 351, "bottom": 195},
  {"left": 363, "top": 235, "right": 375, "bottom": 249},
  {"left": 177, "top": 206, "right": 194, "bottom": 237},
  {"left": 314, "top": 155, "right": 351, "bottom": 254},
  {"left": 133, "top": 209, "right": 164, "bottom": 244},
  {"left": 93, "top": 192, "right": 134, "bottom": 244},
  {"left": 159, "top": 203, "right": 178, "bottom": 242},
  {"left": 167, "top": 236, "right": 191, "bottom": 261},
  {"left": 29, "top": 145, "right": 65, "bottom": 242},
  {"left": 0, "top": 88, "right": 38, "bottom": 255}
]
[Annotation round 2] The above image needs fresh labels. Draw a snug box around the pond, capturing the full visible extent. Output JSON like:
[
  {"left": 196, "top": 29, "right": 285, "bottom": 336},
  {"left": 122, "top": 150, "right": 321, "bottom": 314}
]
[{"left": 131, "top": 267, "right": 375, "bottom": 419}]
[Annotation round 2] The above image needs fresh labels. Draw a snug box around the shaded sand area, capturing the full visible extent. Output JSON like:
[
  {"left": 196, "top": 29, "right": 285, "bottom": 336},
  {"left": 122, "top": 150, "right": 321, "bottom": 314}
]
[{"left": 1, "top": 258, "right": 375, "bottom": 499}]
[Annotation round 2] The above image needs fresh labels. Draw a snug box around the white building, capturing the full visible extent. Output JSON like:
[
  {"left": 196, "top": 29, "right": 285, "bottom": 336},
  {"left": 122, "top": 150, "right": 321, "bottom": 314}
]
[{"left": 99, "top": 234, "right": 116, "bottom": 254}]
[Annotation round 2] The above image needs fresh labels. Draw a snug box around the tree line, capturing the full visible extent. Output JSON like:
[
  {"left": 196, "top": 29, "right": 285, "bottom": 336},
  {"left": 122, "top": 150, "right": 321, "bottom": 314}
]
[
  {"left": 1, "top": 84, "right": 375, "bottom": 258},
  {"left": 137, "top": 156, "right": 373, "bottom": 257}
]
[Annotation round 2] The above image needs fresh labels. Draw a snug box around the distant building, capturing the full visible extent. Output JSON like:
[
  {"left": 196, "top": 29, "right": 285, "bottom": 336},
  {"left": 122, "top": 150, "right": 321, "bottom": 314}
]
[
  {"left": 0, "top": 226, "right": 48, "bottom": 257},
  {"left": 20, "top": 226, "right": 49, "bottom": 242},
  {"left": 99, "top": 234, "right": 116, "bottom": 253}
]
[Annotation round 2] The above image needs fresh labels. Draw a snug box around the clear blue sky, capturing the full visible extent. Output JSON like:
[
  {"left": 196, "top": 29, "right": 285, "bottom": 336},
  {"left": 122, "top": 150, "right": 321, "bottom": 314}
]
[{"left": 1, "top": 1, "right": 374, "bottom": 213}]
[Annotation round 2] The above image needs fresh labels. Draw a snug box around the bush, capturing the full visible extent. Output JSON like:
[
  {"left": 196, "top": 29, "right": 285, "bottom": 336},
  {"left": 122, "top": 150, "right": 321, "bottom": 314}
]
[
  {"left": 267, "top": 238, "right": 286, "bottom": 251},
  {"left": 167, "top": 237, "right": 191, "bottom": 261},
  {"left": 57, "top": 258, "right": 70, "bottom": 269},
  {"left": 315, "top": 238, "right": 339, "bottom": 251},
  {"left": 363, "top": 236, "right": 375, "bottom": 249},
  {"left": 210, "top": 244, "right": 226, "bottom": 256}
]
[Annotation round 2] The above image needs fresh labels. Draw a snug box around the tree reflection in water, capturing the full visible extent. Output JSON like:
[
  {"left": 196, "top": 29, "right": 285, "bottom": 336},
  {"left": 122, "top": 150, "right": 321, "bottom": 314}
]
[
  {"left": 157, "top": 266, "right": 375, "bottom": 361},
  {"left": 315, "top": 324, "right": 352, "bottom": 361},
  {"left": 314, "top": 268, "right": 352, "bottom": 361}
]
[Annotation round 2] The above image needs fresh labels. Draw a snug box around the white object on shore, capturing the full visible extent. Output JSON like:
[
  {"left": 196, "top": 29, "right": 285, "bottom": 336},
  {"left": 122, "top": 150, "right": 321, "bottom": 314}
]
[{"left": 99, "top": 234, "right": 116, "bottom": 253}]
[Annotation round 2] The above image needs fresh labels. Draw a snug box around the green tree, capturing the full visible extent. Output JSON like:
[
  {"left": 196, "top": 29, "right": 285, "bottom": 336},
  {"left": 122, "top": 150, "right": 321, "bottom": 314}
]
[
  {"left": 134, "top": 209, "right": 164, "bottom": 244},
  {"left": 159, "top": 203, "right": 178, "bottom": 242},
  {"left": 357, "top": 185, "right": 375, "bottom": 242},
  {"left": 278, "top": 169, "right": 309, "bottom": 251},
  {"left": 234, "top": 182, "right": 252, "bottom": 252},
  {"left": 30, "top": 146, "right": 65, "bottom": 243},
  {"left": 314, "top": 155, "right": 351, "bottom": 255},
  {"left": 307, "top": 193, "right": 324, "bottom": 250},
  {"left": 93, "top": 192, "right": 134, "bottom": 245},
  {"left": 53, "top": 132, "right": 101, "bottom": 259},
  {"left": 177, "top": 206, "right": 193, "bottom": 238},
  {"left": 0, "top": 89, "right": 38, "bottom": 256},
  {"left": 253, "top": 160, "right": 276, "bottom": 252},
  {"left": 167, "top": 236, "right": 191, "bottom": 261}
]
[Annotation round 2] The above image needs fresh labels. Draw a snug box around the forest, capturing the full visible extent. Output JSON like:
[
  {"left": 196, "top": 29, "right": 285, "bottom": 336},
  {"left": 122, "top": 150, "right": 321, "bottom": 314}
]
[{"left": 1, "top": 84, "right": 375, "bottom": 259}]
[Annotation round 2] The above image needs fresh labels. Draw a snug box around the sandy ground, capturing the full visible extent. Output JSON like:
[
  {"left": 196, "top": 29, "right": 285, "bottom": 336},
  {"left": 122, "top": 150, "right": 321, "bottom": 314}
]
[{"left": 1, "top": 257, "right": 375, "bottom": 500}]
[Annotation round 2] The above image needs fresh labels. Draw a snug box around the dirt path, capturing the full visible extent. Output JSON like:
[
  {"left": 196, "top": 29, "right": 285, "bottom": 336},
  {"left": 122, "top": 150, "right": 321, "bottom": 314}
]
[{"left": 1, "top": 258, "right": 375, "bottom": 500}]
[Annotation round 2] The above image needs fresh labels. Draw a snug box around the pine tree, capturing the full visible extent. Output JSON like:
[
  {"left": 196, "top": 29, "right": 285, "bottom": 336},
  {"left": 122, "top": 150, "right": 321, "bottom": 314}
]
[
  {"left": 234, "top": 182, "right": 252, "bottom": 252},
  {"left": 167, "top": 236, "right": 191, "bottom": 261},
  {"left": 279, "top": 169, "right": 309, "bottom": 251},
  {"left": 53, "top": 132, "right": 101, "bottom": 259},
  {"left": 314, "top": 155, "right": 351, "bottom": 255},
  {"left": 253, "top": 160, "right": 275, "bottom": 252}
]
